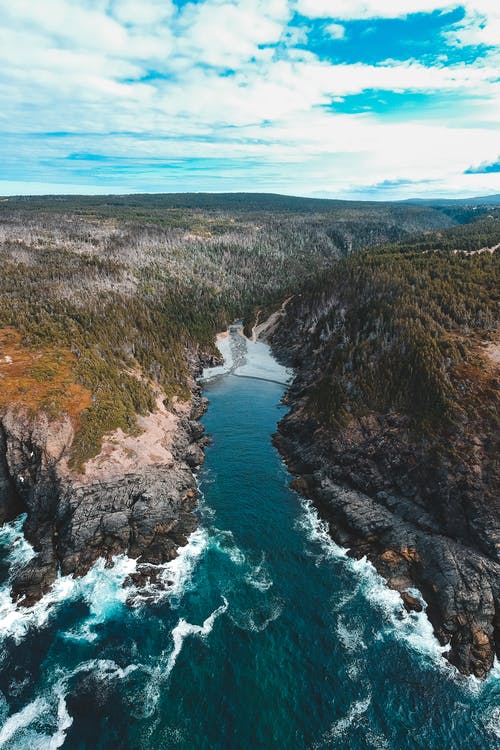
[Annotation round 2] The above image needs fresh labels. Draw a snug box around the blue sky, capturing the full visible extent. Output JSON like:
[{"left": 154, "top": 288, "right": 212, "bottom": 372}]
[{"left": 0, "top": 0, "right": 499, "bottom": 198}]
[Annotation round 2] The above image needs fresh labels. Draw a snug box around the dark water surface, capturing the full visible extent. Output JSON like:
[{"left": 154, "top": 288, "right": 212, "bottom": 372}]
[{"left": 0, "top": 359, "right": 498, "bottom": 748}]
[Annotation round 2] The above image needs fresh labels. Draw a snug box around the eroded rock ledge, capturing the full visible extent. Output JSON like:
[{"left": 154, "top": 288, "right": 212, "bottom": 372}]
[
  {"left": 273, "top": 405, "right": 500, "bottom": 679},
  {"left": 0, "top": 373, "right": 209, "bottom": 606}
]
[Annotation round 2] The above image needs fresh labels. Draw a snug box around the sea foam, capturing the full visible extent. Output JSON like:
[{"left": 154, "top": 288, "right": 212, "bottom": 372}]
[
  {"left": 245, "top": 552, "right": 273, "bottom": 592},
  {"left": 127, "top": 527, "right": 209, "bottom": 608},
  {"left": 0, "top": 515, "right": 35, "bottom": 570},
  {"left": 297, "top": 497, "right": 446, "bottom": 666},
  {"left": 0, "top": 658, "right": 140, "bottom": 750},
  {"left": 166, "top": 597, "right": 228, "bottom": 678},
  {"left": 314, "top": 695, "right": 372, "bottom": 747},
  {"left": 0, "top": 554, "right": 137, "bottom": 647},
  {"left": 141, "top": 598, "right": 228, "bottom": 718}
]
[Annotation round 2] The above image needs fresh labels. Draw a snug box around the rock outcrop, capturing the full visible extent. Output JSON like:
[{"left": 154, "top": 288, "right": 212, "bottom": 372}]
[
  {"left": 275, "top": 408, "right": 500, "bottom": 677},
  {"left": 271, "top": 326, "right": 500, "bottom": 679},
  {"left": 0, "top": 378, "right": 208, "bottom": 606}
]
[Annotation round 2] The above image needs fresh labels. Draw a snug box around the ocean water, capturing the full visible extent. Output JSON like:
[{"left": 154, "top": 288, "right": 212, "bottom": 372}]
[{"left": 0, "top": 338, "right": 498, "bottom": 749}]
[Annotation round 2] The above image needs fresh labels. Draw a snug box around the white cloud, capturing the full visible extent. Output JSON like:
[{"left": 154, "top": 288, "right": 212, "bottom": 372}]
[
  {"left": 0, "top": 0, "right": 175, "bottom": 62},
  {"left": 296, "top": 0, "right": 455, "bottom": 20},
  {"left": 2, "top": 0, "right": 127, "bottom": 53},
  {"left": 447, "top": 3, "right": 500, "bottom": 47},
  {"left": 174, "top": 0, "right": 291, "bottom": 68},
  {"left": 325, "top": 23, "right": 346, "bottom": 40},
  {"left": 111, "top": 0, "right": 175, "bottom": 26},
  {"left": 0, "top": 0, "right": 498, "bottom": 198}
]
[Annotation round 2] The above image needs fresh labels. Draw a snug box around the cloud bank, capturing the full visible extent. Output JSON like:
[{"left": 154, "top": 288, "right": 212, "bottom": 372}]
[{"left": 0, "top": 0, "right": 499, "bottom": 198}]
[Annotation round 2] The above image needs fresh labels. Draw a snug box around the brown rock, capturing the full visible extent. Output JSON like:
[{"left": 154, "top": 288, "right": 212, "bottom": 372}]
[{"left": 401, "top": 591, "right": 423, "bottom": 613}]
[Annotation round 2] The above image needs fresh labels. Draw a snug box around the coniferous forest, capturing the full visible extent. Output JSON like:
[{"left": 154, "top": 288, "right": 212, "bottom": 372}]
[{"left": 0, "top": 194, "right": 498, "bottom": 469}]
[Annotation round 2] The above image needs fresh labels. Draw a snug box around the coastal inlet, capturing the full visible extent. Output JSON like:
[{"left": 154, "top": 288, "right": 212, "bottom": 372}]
[{"left": 0, "top": 333, "right": 498, "bottom": 749}]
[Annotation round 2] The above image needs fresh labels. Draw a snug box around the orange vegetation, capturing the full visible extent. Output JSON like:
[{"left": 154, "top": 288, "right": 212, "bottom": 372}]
[{"left": 0, "top": 328, "right": 92, "bottom": 423}]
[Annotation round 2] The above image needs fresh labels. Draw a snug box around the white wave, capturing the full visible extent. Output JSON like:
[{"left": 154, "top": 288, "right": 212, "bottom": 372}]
[
  {"left": 298, "top": 497, "right": 446, "bottom": 665},
  {"left": 63, "top": 556, "right": 137, "bottom": 642},
  {"left": 478, "top": 656, "right": 500, "bottom": 689},
  {"left": 245, "top": 553, "right": 273, "bottom": 592},
  {"left": 0, "top": 554, "right": 136, "bottom": 646},
  {"left": 316, "top": 696, "right": 371, "bottom": 746},
  {"left": 456, "top": 656, "right": 500, "bottom": 697},
  {"left": 6, "top": 677, "right": 29, "bottom": 701},
  {"left": 346, "top": 658, "right": 364, "bottom": 681},
  {"left": 489, "top": 657, "right": 500, "bottom": 681},
  {"left": 0, "top": 583, "right": 67, "bottom": 645},
  {"left": 70, "top": 658, "right": 139, "bottom": 683},
  {"left": 229, "top": 597, "right": 284, "bottom": 633},
  {"left": 0, "top": 700, "right": 71, "bottom": 750},
  {"left": 225, "top": 546, "right": 246, "bottom": 566},
  {"left": 332, "top": 696, "right": 371, "bottom": 736},
  {"left": 157, "top": 526, "right": 208, "bottom": 603},
  {"left": 128, "top": 527, "right": 209, "bottom": 608},
  {"left": 295, "top": 499, "right": 342, "bottom": 565},
  {"left": 166, "top": 597, "right": 228, "bottom": 678},
  {"left": 196, "top": 490, "right": 216, "bottom": 521},
  {"left": 350, "top": 558, "right": 446, "bottom": 663},
  {"left": 482, "top": 705, "right": 500, "bottom": 740},
  {"left": 0, "top": 697, "right": 47, "bottom": 747},
  {"left": 0, "top": 515, "right": 35, "bottom": 570},
  {"left": 330, "top": 585, "right": 359, "bottom": 613},
  {"left": 366, "top": 729, "right": 390, "bottom": 750},
  {"left": 142, "top": 596, "right": 228, "bottom": 716},
  {"left": 0, "top": 658, "right": 138, "bottom": 750},
  {"left": 211, "top": 529, "right": 246, "bottom": 566},
  {"left": 0, "top": 693, "right": 7, "bottom": 726},
  {"left": 43, "top": 659, "right": 138, "bottom": 747},
  {"left": 49, "top": 682, "right": 73, "bottom": 750},
  {"left": 335, "top": 614, "right": 366, "bottom": 653}
]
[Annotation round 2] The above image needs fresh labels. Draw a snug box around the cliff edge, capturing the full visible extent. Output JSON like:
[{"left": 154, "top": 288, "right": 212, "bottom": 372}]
[
  {"left": 269, "top": 245, "right": 499, "bottom": 678},
  {"left": 0, "top": 353, "right": 209, "bottom": 606}
]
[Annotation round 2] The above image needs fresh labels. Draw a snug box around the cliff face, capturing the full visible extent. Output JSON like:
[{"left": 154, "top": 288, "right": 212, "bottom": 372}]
[
  {"left": 0, "top": 378, "right": 208, "bottom": 606},
  {"left": 270, "top": 288, "right": 499, "bottom": 678}
]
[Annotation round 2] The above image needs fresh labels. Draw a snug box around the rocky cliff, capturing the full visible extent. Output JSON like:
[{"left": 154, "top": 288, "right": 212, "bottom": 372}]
[
  {"left": 0, "top": 372, "right": 209, "bottom": 607},
  {"left": 270, "top": 282, "right": 499, "bottom": 678}
]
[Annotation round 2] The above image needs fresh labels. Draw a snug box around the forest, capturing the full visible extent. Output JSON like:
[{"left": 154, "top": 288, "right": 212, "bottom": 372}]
[
  {"left": 273, "top": 209, "right": 499, "bottom": 472},
  {"left": 0, "top": 194, "right": 498, "bottom": 469}
]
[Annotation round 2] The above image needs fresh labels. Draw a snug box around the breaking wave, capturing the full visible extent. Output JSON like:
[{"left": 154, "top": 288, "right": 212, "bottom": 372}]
[
  {"left": 314, "top": 696, "right": 372, "bottom": 747},
  {"left": 166, "top": 598, "right": 229, "bottom": 678},
  {"left": 297, "top": 497, "right": 447, "bottom": 666},
  {"left": 127, "top": 527, "right": 210, "bottom": 608},
  {"left": 0, "top": 553, "right": 136, "bottom": 647}
]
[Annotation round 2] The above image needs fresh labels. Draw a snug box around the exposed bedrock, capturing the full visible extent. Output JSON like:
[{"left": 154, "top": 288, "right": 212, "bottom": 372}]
[
  {"left": 0, "top": 388, "right": 208, "bottom": 607},
  {"left": 274, "top": 409, "right": 500, "bottom": 679}
]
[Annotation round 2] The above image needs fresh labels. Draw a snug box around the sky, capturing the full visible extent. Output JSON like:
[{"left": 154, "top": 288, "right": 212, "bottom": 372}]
[{"left": 0, "top": 0, "right": 499, "bottom": 199}]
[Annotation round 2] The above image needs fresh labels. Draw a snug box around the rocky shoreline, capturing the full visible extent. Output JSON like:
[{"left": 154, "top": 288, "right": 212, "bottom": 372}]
[
  {"left": 271, "top": 350, "right": 499, "bottom": 679},
  {"left": 0, "top": 359, "right": 212, "bottom": 607},
  {"left": 2, "top": 315, "right": 498, "bottom": 679}
]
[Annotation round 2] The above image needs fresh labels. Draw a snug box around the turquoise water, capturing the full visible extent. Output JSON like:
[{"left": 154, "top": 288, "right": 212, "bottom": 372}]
[{"left": 0, "top": 357, "right": 498, "bottom": 748}]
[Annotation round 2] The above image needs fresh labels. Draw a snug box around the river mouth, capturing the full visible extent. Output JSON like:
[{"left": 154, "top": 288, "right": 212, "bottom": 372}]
[
  {"left": 201, "top": 328, "right": 292, "bottom": 386},
  {"left": 0, "top": 337, "right": 498, "bottom": 749}
]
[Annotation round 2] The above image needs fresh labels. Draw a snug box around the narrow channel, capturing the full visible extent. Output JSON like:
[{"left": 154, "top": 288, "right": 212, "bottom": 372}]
[{"left": 0, "top": 335, "right": 497, "bottom": 749}]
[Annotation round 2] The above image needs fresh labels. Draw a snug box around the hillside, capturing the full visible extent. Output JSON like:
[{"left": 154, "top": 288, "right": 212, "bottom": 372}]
[
  {"left": 0, "top": 194, "right": 457, "bottom": 468},
  {"left": 271, "top": 211, "right": 500, "bottom": 678},
  {"left": 0, "top": 194, "right": 498, "bottom": 675}
]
